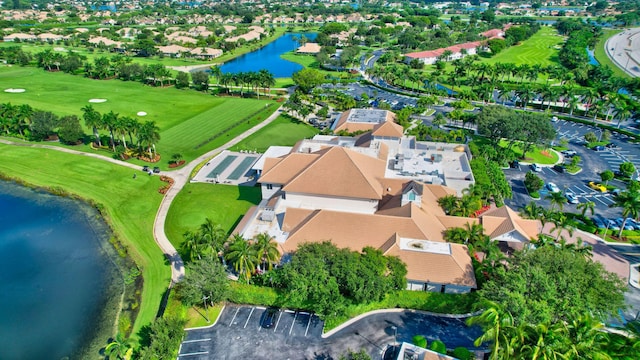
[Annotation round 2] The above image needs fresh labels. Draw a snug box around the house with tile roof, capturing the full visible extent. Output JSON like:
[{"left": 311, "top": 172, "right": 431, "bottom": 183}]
[{"left": 233, "top": 110, "right": 541, "bottom": 293}]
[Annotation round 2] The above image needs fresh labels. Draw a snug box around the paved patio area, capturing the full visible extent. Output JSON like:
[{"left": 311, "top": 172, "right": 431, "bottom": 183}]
[{"left": 192, "top": 150, "right": 260, "bottom": 186}]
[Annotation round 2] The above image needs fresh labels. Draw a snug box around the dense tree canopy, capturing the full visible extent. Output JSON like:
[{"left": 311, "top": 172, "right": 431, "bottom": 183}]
[
  {"left": 273, "top": 242, "right": 407, "bottom": 316},
  {"left": 477, "top": 245, "right": 626, "bottom": 326}
]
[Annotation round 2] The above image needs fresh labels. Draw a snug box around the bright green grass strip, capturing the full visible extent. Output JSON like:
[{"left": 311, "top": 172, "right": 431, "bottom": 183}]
[
  {"left": 0, "top": 143, "right": 169, "bottom": 342},
  {"left": 230, "top": 115, "right": 319, "bottom": 153},
  {"left": 497, "top": 139, "right": 559, "bottom": 164},
  {"left": 164, "top": 183, "right": 261, "bottom": 252},
  {"left": 595, "top": 29, "right": 630, "bottom": 79},
  {"left": 482, "top": 27, "right": 563, "bottom": 66}
]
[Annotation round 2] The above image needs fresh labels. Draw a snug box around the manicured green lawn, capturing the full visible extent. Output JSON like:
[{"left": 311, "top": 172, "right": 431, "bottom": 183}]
[
  {"left": 0, "top": 143, "right": 169, "bottom": 342},
  {"left": 595, "top": 29, "right": 631, "bottom": 79},
  {"left": 482, "top": 26, "right": 563, "bottom": 67},
  {"left": 497, "top": 139, "right": 559, "bottom": 164},
  {"left": 0, "top": 66, "right": 277, "bottom": 165},
  {"left": 164, "top": 183, "right": 261, "bottom": 252},
  {"left": 230, "top": 114, "right": 319, "bottom": 152}
]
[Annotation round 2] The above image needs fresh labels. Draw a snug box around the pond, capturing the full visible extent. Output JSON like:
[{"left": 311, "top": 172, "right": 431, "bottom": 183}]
[
  {"left": 219, "top": 33, "right": 317, "bottom": 78},
  {"left": 0, "top": 181, "right": 123, "bottom": 360}
]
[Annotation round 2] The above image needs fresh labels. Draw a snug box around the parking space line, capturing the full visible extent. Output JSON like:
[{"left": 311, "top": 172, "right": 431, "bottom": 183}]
[
  {"left": 289, "top": 312, "right": 298, "bottom": 335},
  {"left": 182, "top": 338, "right": 211, "bottom": 343},
  {"left": 284, "top": 310, "right": 295, "bottom": 313},
  {"left": 179, "top": 351, "right": 209, "bottom": 357},
  {"left": 594, "top": 197, "right": 608, "bottom": 206},
  {"left": 255, "top": 306, "right": 266, "bottom": 310},
  {"left": 244, "top": 307, "right": 255, "bottom": 328},
  {"left": 274, "top": 311, "right": 283, "bottom": 331},
  {"left": 304, "top": 315, "right": 312, "bottom": 337},
  {"left": 229, "top": 307, "right": 240, "bottom": 327}
]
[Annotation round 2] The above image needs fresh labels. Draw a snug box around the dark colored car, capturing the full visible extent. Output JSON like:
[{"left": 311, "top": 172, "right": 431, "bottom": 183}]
[
  {"left": 509, "top": 160, "right": 520, "bottom": 169},
  {"left": 153, "top": 166, "right": 161, "bottom": 173},
  {"left": 262, "top": 308, "right": 278, "bottom": 328},
  {"left": 142, "top": 165, "right": 149, "bottom": 172},
  {"left": 553, "top": 164, "right": 566, "bottom": 173},
  {"left": 592, "top": 216, "right": 606, "bottom": 229},
  {"left": 592, "top": 145, "right": 605, "bottom": 152},
  {"left": 606, "top": 143, "right": 619, "bottom": 149}
]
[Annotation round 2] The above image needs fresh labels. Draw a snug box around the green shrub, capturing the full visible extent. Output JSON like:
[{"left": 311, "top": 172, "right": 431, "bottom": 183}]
[
  {"left": 452, "top": 347, "right": 473, "bottom": 360},
  {"left": 430, "top": 340, "right": 447, "bottom": 354},
  {"left": 412, "top": 335, "right": 427, "bottom": 348}
]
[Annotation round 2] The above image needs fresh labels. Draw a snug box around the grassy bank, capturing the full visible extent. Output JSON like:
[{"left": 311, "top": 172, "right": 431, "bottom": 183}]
[
  {"left": 164, "top": 183, "right": 261, "bottom": 252},
  {"left": 0, "top": 143, "right": 169, "bottom": 342},
  {"left": 595, "top": 29, "right": 630, "bottom": 79},
  {"left": 229, "top": 114, "right": 319, "bottom": 153},
  {"left": 0, "top": 66, "right": 277, "bottom": 167}
]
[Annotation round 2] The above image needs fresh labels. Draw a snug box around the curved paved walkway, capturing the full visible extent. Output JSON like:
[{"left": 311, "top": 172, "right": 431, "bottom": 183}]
[{"left": 1, "top": 105, "right": 283, "bottom": 285}]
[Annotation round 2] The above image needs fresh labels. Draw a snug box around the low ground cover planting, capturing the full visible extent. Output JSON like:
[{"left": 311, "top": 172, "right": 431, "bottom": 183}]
[
  {"left": 230, "top": 114, "right": 319, "bottom": 153},
  {"left": 164, "top": 183, "right": 261, "bottom": 251},
  {"left": 482, "top": 26, "right": 563, "bottom": 67},
  {"left": 0, "top": 143, "right": 169, "bottom": 342}
]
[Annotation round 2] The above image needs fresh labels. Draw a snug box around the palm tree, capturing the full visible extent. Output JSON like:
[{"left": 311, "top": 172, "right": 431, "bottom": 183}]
[
  {"left": 546, "top": 191, "right": 566, "bottom": 211},
  {"left": 252, "top": 232, "right": 280, "bottom": 272},
  {"left": 225, "top": 234, "right": 258, "bottom": 282},
  {"left": 137, "top": 121, "right": 160, "bottom": 159},
  {"left": 182, "top": 230, "right": 203, "bottom": 260},
  {"left": 521, "top": 201, "right": 544, "bottom": 220},
  {"left": 199, "top": 218, "right": 226, "bottom": 260},
  {"left": 102, "top": 111, "right": 119, "bottom": 152},
  {"left": 550, "top": 213, "right": 577, "bottom": 241},
  {"left": 444, "top": 227, "right": 468, "bottom": 244},
  {"left": 610, "top": 190, "right": 640, "bottom": 238},
  {"left": 437, "top": 194, "right": 459, "bottom": 215},
  {"left": 577, "top": 201, "right": 595, "bottom": 217},
  {"left": 467, "top": 301, "right": 516, "bottom": 360},
  {"left": 564, "top": 315, "right": 611, "bottom": 359},
  {"left": 105, "top": 333, "right": 132, "bottom": 360},
  {"left": 209, "top": 65, "right": 222, "bottom": 85},
  {"left": 14, "top": 104, "right": 32, "bottom": 137},
  {"left": 82, "top": 104, "right": 103, "bottom": 146}
]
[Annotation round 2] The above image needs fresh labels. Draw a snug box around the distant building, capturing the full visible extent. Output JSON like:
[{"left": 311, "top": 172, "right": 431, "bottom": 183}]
[{"left": 296, "top": 42, "right": 322, "bottom": 54}]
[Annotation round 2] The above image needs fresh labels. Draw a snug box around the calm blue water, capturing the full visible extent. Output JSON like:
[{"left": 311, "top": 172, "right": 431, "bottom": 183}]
[
  {"left": 0, "top": 181, "right": 120, "bottom": 360},
  {"left": 586, "top": 48, "right": 599, "bottom": 65},
  {"left": 219, "top": 33, "right": 317, "bottom": 78}
]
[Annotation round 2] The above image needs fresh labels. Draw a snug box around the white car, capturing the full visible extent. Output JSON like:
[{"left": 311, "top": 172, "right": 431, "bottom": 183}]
[
  {"left": 565, "top": 192, "right": 579, "bottom": 204},
  {"left": 531, "top": 163, "right": 542, "bottom": 172},
  {"left": 547, "top": 182, "right": 561, "bottom": 193}
]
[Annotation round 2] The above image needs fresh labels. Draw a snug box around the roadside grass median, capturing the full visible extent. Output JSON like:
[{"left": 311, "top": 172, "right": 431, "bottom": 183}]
[{"left": 0, "top": 143, "right": 169, "bottom": 343}]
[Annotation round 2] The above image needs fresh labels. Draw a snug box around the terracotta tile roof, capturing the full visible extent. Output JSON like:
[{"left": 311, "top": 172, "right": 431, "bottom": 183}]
[
  {"left": 480, "top": 206, "right": 541, "bottom": 240},
  {"left": 259, "top": 153, "right": 320, "bottom": 185},
  {"left": 371, "top": 121, "right": 404, "bottom": 138},
  {"left": 281, "top": 147, "right": 386, "bottom": 199},
  {"left": 384, "top": 242, "right": 476, "bottom": 287}
]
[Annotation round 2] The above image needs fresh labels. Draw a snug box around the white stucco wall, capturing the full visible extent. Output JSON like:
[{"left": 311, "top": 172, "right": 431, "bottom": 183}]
[{"left": 261, "top": 183, "right": 281, "bottom": 200}]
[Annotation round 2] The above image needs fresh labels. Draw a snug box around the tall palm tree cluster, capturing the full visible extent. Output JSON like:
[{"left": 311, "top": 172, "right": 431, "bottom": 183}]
[
  {"left": 181, "top": 219, "right": 280, "bottom": 283},
  {"left": 367, "top": 56, "right": 637, "bottom": 125},
  {"left": 437, "top": 183, "right": 494, "bottom": 217},
  {"left": 468, "top": 301, "right": 640, "bottom": 360},
  {"left": 82, "top": 105, "right": 160, "bottom": 160},
  {"left": 217, "top": 69, "right": 276, "bottom": 98}
]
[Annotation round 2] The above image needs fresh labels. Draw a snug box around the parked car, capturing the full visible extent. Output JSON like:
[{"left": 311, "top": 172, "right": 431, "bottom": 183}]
[
  {"left": 565, "top": 192, "right": 579, "bottom": 204},
  {"left": 153, "top": 166, "right": 161, "bottom": 173},
  {"left": 592, "top": 216, "right": 606, "bottom": 229},
  {"left": 607, "top": 219, "right": 620, "bottom": 231},
  {"left": 531, "top": 163, "right": 542, "bottom": 172},
  {"left": 551, "top": 116, "right": 558, "bottom": 122},
  {"left": 592, "top": 145, "right": 605, "bottom": 152},
  {"left": 606, "top": 143, "right": 619, "bottom": 149},
  {"left": 615, "top": 218, "right": 636, "bottom": 231},
  {"left": 553, "top": 164, "right": 566, "bottom": 173},
  {"left": 588, "top": 181, "right": 608, "bottom": 193},
  {"left": 142, "top": 165, "right": 149, "bottom": 172},
  {"left": 262, "top": 308, "right": 278, "bottom": 328},
  {"left": 562, "top": 150, "right": 577, "bottom": 157},
  {"left": 509, "top": 160, "right": 520, "bottom": 169},
  {"left": 626, "top": 218, "right": 640, "bottom": 230},
  {"left": 547, "top": 182, "right": 561, "bottom": 193}
]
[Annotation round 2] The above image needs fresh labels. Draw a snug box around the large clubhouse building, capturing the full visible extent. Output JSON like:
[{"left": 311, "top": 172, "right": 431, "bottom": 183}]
[{"left": 233, "top": 109, "right": 540, "bottom": 293}]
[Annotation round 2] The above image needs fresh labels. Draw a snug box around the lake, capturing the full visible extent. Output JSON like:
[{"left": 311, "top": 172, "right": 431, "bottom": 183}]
[
  {"left": 0, "top": 181, "right": 123, "bottom": 360},
  {"left": 219, "top": 33, "right": 317, "bottom": 78}
]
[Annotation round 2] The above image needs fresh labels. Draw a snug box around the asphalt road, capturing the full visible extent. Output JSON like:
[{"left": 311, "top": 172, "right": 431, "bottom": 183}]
[{"left": 178, "top": 305, "right": 483, "bottom": 360}]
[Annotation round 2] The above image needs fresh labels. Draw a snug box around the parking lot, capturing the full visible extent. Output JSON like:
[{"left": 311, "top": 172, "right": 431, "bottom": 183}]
[
  {"left": 177, "top": 305, "right": 483, "bottom": 360},
  {"left": 504, "top": 119, "right": 640, "bottom": 220}
]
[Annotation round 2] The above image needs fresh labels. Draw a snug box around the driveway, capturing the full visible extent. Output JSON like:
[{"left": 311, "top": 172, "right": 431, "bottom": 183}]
[{"left": 178, "top": 305, "right": 483, "bottom": 360}]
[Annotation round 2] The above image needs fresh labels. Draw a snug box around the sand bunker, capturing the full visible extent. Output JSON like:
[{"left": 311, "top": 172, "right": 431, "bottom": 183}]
[
  {"left": 88, "top": 99, "right": 107, "bottom": 103},
  {"left": 137, "top": 111, "right": 147, "bottom": 116},
  {"left": 54, "top": 47, "right": 67, "bottom": 52},
  {"left": 4, "top": 88, "right": 25, "bottom": 93}
]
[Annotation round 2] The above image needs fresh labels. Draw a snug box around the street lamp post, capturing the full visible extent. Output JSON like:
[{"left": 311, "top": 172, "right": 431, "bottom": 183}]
[
  {"left": 202, "top": 295, "right": 210, "bottom": 323},
  {"left": 391, "top": 326, "right": 398, "bottom": 346}
]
